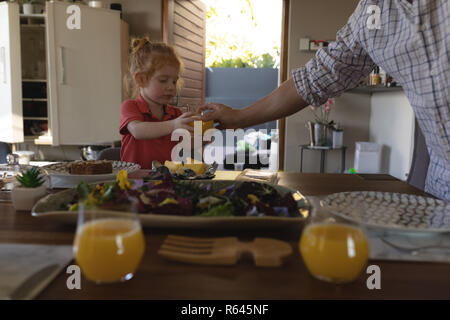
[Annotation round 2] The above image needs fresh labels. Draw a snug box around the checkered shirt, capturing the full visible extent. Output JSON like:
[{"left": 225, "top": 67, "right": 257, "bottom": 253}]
[{"left": 292, "top": 0, "right": 450, "bottom": 201}]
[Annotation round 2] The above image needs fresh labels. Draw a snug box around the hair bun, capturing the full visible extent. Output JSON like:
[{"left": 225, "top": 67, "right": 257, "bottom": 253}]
[{"left": 131, "top": 37, "right": 151, "bottom": 54}]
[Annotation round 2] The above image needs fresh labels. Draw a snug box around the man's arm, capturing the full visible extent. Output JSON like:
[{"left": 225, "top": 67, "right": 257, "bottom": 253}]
[{"left": 201, "top": 78, "right": 308, "bottom": 129}]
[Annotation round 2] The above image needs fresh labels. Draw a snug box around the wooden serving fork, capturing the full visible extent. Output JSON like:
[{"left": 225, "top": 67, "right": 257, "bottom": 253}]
[{"left": 158, "top": 235, "right": 293, "bottom": 267}]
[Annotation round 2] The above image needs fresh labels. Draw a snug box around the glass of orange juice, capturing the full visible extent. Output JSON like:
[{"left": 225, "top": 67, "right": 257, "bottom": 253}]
[
  {"left": 299, "top": 201, "right": 369, "bottom": 284},
  {"left": 183, "top": 103, "right": 214, "bottom": 134},
  {"left": 73, "top": 201, "right": 145, "bottom": 284}
]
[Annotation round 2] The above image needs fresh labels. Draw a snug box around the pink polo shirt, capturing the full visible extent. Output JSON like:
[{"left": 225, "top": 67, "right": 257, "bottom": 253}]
[{"left": 119, "top": 95, "right": 182, "bottom": 169}]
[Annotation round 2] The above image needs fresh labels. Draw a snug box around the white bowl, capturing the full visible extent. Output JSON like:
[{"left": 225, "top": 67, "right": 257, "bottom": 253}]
[{"left": 13, "top": 151, "right": 35, "bottom": 165}]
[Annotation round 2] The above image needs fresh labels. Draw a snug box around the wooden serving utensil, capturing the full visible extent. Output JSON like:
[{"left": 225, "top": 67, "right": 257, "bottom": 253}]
[{"left": 158, "top": 235, "right": 293, "bottom": 267}]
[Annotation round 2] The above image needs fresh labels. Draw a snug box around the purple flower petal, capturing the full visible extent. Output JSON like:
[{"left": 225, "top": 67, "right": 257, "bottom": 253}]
[{"left": 132, "top": 179, "right": 144, "bottom": 190}]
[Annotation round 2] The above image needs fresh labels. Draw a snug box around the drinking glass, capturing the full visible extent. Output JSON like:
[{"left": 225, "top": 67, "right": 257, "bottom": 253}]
[
  {"left": 299, "top": 199, "right": 369, "bottom": 284},
  {"left": 73, "top": 201, "right": 145, "bottom": 284},
  {"left": 179, "top": 103, "right": 200, "bottom": 114},
  {"left": 186, "top": 103, "right": 200, "bottom": 114},
  {"left": 181, "top": 103, "right": 214, "bottom": 134}
]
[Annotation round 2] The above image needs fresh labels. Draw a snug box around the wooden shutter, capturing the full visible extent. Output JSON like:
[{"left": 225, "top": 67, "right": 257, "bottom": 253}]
[{"left": 162, "top": 0, "right": 206, "bottom": 106}]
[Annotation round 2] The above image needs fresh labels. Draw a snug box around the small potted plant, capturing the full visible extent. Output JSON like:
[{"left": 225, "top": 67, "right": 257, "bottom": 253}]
[
  {"left": 11, "top": 167, "right": 47, "bottom": 211},
  {"left": 22, "top": 0, "right": 34, "bottom": 15}
]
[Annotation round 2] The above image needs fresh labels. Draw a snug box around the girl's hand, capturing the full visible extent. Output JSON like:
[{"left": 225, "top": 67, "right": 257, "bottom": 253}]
[{"left": 172, "top": 112, "right": 200, "bottom": 132}]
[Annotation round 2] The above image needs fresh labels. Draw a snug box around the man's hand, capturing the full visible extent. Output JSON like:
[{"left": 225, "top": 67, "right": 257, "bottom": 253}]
[{"left": 199, "top": 103, "right": 242, "bottom": 130}]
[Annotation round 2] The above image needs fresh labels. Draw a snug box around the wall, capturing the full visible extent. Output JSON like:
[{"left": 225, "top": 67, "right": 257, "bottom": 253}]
[
  {"left": 100, "top": 0, "right": 162, "bottom": 39},
  {"left": 284, "top": 0, "right": 365, "bottom": 172},
  {"left": 286, "top": 92, "right": 371, "bottom": 172},
  {"left": 369, "top": 92, "right": 415, "bottom": 180}
]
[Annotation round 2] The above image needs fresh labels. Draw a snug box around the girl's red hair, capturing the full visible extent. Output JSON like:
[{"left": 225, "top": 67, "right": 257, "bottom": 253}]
[{"left": 125, "top": 36, "right": 184, "bottom": 99}]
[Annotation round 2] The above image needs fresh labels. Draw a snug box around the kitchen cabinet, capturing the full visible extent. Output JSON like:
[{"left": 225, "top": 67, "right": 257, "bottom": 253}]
[{"left": 0, "top": 1, "right": 125, "bottom": 146}]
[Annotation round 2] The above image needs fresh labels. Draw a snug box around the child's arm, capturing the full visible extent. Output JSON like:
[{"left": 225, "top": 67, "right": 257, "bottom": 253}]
[{"left": 127, "top": 112, "right": 199, "bottom": 140}]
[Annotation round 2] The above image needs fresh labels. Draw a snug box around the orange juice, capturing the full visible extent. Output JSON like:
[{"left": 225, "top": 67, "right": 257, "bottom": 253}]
[
  {"left": 202, "top": 120, "right": 214, "bottom": 132},
  {"left": 74, "top": 218, "right": 145, "bottom": 283},
  {"left": 299, "top": 223, "right": 369, "bottom": 283},
  {"left": 189, "top": 120, "right": 214, "bottom": 134}
]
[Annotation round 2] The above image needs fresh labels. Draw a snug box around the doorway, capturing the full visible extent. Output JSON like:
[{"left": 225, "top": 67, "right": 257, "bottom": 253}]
[{"left": 162, "top": 0, "right": 289, "bottom": 170}]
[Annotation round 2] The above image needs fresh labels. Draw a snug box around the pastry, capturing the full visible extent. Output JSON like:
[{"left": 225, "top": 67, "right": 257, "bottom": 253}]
[{"left": 67, "top": 160, "right": 113, "bottom": 175}]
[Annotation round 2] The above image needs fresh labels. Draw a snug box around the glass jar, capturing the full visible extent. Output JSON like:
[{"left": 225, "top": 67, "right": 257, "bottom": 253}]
[{"left": 314, "top": 123, "right": 332, "bottom": 146}]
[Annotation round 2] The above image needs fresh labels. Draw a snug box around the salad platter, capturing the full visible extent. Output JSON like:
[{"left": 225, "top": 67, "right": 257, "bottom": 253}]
[{"left": 32, "top": 171, "right": 310, "bottom": 229}]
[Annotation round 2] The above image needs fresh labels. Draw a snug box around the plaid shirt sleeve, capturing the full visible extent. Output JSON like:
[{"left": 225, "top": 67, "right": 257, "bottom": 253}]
[{"left": 292, "top": 0, "right": 376, "bottom": 106}]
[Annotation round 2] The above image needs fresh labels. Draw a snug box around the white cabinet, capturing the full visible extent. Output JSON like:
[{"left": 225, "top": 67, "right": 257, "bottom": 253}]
[
  {"left": 0, "top": 1, "right": 123, "bottom": 146},
  {"left": 0, "top": 2, "right": 23, "bottom": 143}
]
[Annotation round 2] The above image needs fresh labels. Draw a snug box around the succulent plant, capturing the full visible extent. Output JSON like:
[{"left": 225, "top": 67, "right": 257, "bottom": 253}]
[{"left": 16, "top": 167, "right": 45, "bottom": 188}]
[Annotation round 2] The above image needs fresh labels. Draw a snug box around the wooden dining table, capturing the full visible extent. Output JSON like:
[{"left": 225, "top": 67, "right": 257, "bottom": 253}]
[{"left": 1, "top": 171, "right": 449, "bottom": 300}]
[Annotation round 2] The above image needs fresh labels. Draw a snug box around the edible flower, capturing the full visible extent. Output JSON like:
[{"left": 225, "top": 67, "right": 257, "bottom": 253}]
[
  {"left": 158, "top": 198, "right": 179, "bottom": 207},
  {"left": 95, "top": 184, "right": 105, "bottom": 196},
  {"left": 140, "top": 193, "right": 152, "bottom": 205},
  {"left": 216, "top": 188, "right": 227, "bottom": 196},
  {"left": 116, "top": 170, "right": 131, "bottom": 190},
  {"left": 88, "top": 191, "right": 100, "bottom": 206},
  {"left": 132, "top": 179, "right": 144, "bottom": 190},
  {"left": 196, "top": 196, "right": 224, "bottom": 209},
  {"left": 247, "top": 194, "right": 259, "bottom": 204}
]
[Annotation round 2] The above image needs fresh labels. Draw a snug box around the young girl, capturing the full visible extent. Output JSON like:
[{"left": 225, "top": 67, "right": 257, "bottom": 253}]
[{"left": 119, "top": 37, "right": 198, "bottom": 169}]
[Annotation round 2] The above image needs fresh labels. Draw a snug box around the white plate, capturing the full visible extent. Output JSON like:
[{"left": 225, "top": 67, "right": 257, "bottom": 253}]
[
  {"left": 41, "top": 161, "right": 140, "bottom": 188},
  {"left": 322, "top": 191, "right": 450, "bottom": 233}
]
